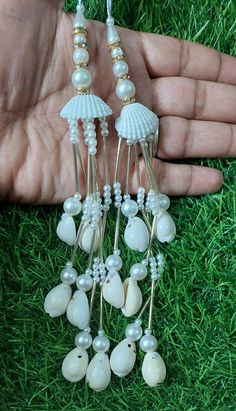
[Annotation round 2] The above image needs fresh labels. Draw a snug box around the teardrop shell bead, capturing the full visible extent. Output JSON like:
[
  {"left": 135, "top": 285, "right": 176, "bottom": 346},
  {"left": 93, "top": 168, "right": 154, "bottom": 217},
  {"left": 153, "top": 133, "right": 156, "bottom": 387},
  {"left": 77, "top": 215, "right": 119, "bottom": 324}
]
[
  {"left": 79, "top": 222, "right": 100, "bottom": 254},
  {"left": 62, "top": 347, "right": 88, "bottom": 382},
  {"left": 110, "top": 338, "right": 136, "bottom": 377},
  {"left": 102, "top": 271, "right": 125, "bottom": 308},
  {"left": 44, "top": 283, "right": 72, "bottom": 318},
  {"left": 56, "top": 214, "right": 76, "bottom": 246},
  {"left": 141, "top": 351, "right": 166, "bottom": 387},
  {"left": 86, "top": 353, "right": 111, "bottom": 392},
  {"left": 124, "top": 217, "right": 149, "bottom": 252},
  {"left": 66, "top": 290, "right": 89, "bottom": 329},
  {"left": 121, "top": 277, "right": 143, "bottom": 317},
  {"left": 156, "top": 211, "right": 176, "bottom": 243}
]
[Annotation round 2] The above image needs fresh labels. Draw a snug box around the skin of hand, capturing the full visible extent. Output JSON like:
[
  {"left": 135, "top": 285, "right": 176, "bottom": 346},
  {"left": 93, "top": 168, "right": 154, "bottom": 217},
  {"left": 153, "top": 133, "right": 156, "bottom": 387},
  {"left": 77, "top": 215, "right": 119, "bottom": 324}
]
[{"left": 0, "top": 0, "right": 236, "bottom": 204}]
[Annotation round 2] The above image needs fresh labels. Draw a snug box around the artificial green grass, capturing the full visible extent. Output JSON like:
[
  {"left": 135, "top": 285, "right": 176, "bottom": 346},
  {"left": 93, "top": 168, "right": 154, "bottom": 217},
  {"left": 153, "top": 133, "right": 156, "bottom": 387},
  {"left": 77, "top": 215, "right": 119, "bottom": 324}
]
[{"left": 1, "top": 0, "right": 236, "bottom": 410}]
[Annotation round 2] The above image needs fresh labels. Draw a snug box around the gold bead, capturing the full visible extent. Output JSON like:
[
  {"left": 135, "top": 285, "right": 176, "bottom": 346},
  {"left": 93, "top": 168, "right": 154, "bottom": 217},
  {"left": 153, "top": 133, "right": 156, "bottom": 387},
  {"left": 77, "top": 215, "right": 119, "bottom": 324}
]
[
  {"left": 122, "top": 97, "right": 136, "bottom": 106},
  {"left": 76, "top": 88, "right": 90, "bottom": 96}
]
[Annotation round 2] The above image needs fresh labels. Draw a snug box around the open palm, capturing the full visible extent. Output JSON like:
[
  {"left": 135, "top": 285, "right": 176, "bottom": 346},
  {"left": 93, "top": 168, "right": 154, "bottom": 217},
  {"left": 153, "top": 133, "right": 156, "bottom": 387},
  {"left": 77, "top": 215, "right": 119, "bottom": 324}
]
[{"left": 1, "top": 0, "right": 236, "bottom": 204}]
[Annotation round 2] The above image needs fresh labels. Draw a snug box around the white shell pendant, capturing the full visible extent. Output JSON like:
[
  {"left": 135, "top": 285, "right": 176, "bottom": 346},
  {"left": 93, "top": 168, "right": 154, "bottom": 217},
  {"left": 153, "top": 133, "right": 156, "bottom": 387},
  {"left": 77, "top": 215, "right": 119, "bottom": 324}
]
[
  {"left": 56, "top": 214, "right": 76, "bottom": 246},
  {"left": 110, "top": 338, "right": 136, "bottom": 377},
  {"left": 124, "top": 217, "right": 149, "bottom": 252},
  {"left": 121, "top": 277, "right": 142, "bottom": 317},
  {"left": 62, "top": 347, "right": 88, "bottom": 382},
  {"left": 44, "top": 283, "right": 72, "bottom": 318},
  {"left": 102, "top": 271, "right": 125, "bottom": 308},
  {"left": 142, "top": 351, "right": 166, "bottom": 387},
  {"left": 79, "top": 222, "right": 100, "bottom": 254},
  {"left": 115, "top": 102, "right": 158, "bottom": 142},
  {"left": 156, "top": 211, "right": 176, "bottom": 243},
  {"left": 66, "top": 290, "right": 89, "bottom": 329},
  {"left": 60, "top": 94, "right": 112, "bottom": 120},
  {"left": 86, "top": 353, "right": 111, "bottom": 392}
]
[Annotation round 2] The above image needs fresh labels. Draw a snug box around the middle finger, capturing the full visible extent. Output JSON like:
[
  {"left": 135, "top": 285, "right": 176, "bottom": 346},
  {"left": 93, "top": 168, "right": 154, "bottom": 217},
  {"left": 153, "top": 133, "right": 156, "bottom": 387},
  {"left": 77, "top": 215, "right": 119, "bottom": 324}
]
[{"left": 152, "top": 77, "right": 236, "bottom": 123}]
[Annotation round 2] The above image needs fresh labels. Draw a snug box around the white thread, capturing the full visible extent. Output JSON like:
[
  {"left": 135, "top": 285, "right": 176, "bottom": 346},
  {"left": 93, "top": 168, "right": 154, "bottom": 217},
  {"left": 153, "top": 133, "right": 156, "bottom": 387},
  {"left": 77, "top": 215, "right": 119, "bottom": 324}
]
[{"left": 106, "top": 0, "right": 113, "bottom": 17}]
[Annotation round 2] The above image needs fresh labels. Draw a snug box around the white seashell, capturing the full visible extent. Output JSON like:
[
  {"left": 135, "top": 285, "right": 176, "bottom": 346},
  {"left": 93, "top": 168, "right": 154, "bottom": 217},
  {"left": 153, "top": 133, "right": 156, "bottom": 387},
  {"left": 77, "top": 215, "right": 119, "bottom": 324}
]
[
  {"left": 156, "top": 211, "right": 176, "bottom": 243},
  {"left": 124, "top": 216, "right": 149, "bottom": 252},
  {"left": 115, "top": 102, "right": 158, "bottom": 141},
  {"left": 142, "top": 351, "right": 166, "bottom": 387},
  {"left": 79, "top": 222, "right": 100, "bottom": 254},
  {"left": 66, "top": 290, "right": 89, "bottom": 329},
  {"left": 60, "top": 95, "right": 112, "bottom": 120},
  {"left": 56, "top": 214, "right": 76, "bottom": 246},
  {"left": 44, "top": 283, "right": 72, "bottom": 318},
  {"left": 110, "top": 338, "right": 136, "bottom": 377},
  {"left": 86, "top": 353, "right": 111, "bottom": 392},
  {"left": 62, "top": 347, "right": 88, "bottom": 382},
  {"left": 102, "top": 271, "right": 124, "bottom": 308},
  {"left": 121, "top": 277, "right": 143, "bottom": 317}
]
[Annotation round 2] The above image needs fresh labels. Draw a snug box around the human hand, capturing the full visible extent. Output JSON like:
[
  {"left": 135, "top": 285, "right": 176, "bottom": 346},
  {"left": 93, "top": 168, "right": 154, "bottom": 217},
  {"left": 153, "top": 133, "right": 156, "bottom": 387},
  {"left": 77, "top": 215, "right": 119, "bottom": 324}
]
[{"left": 0, "top": 0, "right": 235, "bottom": 204}]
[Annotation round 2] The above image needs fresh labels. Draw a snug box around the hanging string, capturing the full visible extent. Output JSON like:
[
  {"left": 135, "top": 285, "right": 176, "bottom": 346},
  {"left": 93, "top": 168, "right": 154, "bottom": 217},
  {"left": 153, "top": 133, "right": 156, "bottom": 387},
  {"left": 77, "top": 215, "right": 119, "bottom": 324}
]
[{"left": 106, "top": 0, "right": 113, "bottom": 17}]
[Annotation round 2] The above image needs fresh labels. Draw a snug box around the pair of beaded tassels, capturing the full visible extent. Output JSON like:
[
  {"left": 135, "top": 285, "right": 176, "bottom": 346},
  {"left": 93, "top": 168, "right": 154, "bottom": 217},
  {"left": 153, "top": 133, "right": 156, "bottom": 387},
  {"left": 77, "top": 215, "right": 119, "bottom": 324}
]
[{"left": 44, "top": 0, "right": 176, "bottom": 391}]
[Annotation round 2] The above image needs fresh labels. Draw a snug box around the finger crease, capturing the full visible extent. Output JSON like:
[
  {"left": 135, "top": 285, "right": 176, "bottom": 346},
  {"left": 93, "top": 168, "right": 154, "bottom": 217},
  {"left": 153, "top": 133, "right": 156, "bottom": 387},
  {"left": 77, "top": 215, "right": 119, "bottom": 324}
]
[
  {"left": 193, "top": 80, "right": 207, "bottom": 119},
  {"left": 179, "top": 39, "right": 190, "bottom": 76},
  {"left": 215, "top": 50, "right": 223, "bottom": 82},
  {"left": 182, "top": 119, "right": 193, "bottom": 158},
  {"left": 185, "top": 165, "right": 194, "bottom": 195},
  {"left": 225, "top": 124, "right": 234, "bottom": 157}
]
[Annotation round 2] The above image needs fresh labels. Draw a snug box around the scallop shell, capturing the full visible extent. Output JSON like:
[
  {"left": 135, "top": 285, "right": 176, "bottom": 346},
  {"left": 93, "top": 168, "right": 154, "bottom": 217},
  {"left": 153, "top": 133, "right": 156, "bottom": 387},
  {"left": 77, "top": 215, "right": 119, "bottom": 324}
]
[
  {"left": 124, "top": 216, "right": 149, "bottom": 252},
  {"left": 62, "top": 347, "right": 88, "bottom": 382},
  {"left": 156, "top": 211, "right": 176, "bottom": 243},
  {"left": 66, "top": 290, "right": 89, "bottom": 329},
  {"left": 115, "top": 102, "right": 159, "bottom": 141},
  {"left": 44, "top": 283, "right": 72, "bottom": 318},
  {"left": 60, "top": 94, "right": 112, "bottom": 120},
  {"left": 86, "top": 353, "right": 111, "bottom": 392},
  {"left": 121, "top": 277, "right": 143, "bottom": 317},
  {"left": 102, "top": 271, "right": 125, "bottom": 308},
  {"left": 142, "top": 351, "right": 166, "bottom": 387},
  {"left": 110, "top": 338, "right": 136, "bottom": 377},
  {"left": 56, "top": 214, "right": 76, "bottom": 246},
  {"left": 79, "top": 222, "right": 100, "bottom": 254}
]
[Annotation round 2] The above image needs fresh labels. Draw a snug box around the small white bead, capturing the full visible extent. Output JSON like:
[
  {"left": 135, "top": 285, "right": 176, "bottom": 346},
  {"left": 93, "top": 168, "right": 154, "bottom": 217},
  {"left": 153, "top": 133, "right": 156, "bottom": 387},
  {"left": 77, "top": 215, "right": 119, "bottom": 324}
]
[
  {"left": 63, "top": 197, "right": 82, "bottom": 216},
  {"left": 93, "top": 335, "right": 110, "bottom": 353},
  {"left": 121, "top": 199, "right": 138, "bottom": 218},
  {"left": 113, "top": 61, "right": 129, "bottom": 77},
  {"left": 140, "top": 335, "right": 157, "bottom": 352},
  {"left": 75, "top": 331, "right": 92, "bottom": 350},
  {"left": 111, "top": 47, "right": 124, "bottom": 58},
  {"left": 105, "top": 254, "right": 123, "bottom": 271},
  {"left": 125, "top": 323, "right": 143, "bottom": 341},
  {"left": 130, "top": 263, "right": 147, "bottom": 281},
  {"left": 60, "top": 267, "right": 78, "bottom": 285},
  {"left": 158, "top": 194, "right": 171, "bottom": 210},
  {"left": 73, "top": 48, "right": 89, "bottom": 64},
  {"left": 76, "top": 274, "right": 93, "bottom": 292},
  {"left": 72, "top": 68, "right": 91, "bottom": 88},
  {"left": 74, "top": 33, "right": 86, "bottom": 45},
  {"left": 116, "top": 80, "right": 136, "bottom": 100}
]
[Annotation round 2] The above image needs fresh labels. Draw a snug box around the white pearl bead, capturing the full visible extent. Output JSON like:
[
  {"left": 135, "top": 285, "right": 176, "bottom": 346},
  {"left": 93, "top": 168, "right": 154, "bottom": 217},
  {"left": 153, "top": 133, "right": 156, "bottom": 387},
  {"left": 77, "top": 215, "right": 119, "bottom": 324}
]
[
  {"left": 158, "top": 194, "right": 170, "bottom": 210},
  {"left": 93, "top": 335, "right": 110, "bottom": 353},
  {"left": 105, "top": 254, "right": 123, "bottom": 271},
  {"left": 63, "top": 197, "right": 82, "bottom": 216},
  {"left": 76, "top": 274, "right": 93, "bottom": 292},
  {"left": 72, "top": 68, "right": 91, "bottom": 88},
  {"left": 125, "top": 323, "right": 143, "bottom": 341},
  {"left": 73, "top": 48, "right": 89, "bottom": 64},
  {"left": 74, "top": 34, "right": 86, "bottom": 44},
  {"left": 113, "top": 61, "right": 128, "bottom": 77},
  {"left": 60, "top": 267, "right": 78, "bottom": 285},
  {"left": 111, "top": 47, "right": 124, "bottom": 58},
  {"left": 75, "top": 331, "right": 92, "bottom": 350},
  {"left": 140, "top": 335, "right": 158, "bottom": 352},
  {"left": 121, "top": 199, "right": 138, "bottom": 218},
  {"left": 116, "top": 80, "right": 136, "bottom": 100},
  {"left": 130, "top": 263, "right": 147, "bottom": 281}
]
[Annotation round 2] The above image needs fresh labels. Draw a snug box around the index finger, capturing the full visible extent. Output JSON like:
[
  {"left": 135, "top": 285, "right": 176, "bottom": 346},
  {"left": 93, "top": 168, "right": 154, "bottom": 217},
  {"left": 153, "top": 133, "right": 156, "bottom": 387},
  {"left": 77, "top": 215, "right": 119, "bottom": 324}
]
[{"left": 141, "top": 32, "right": 236, "bottom": 84}]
